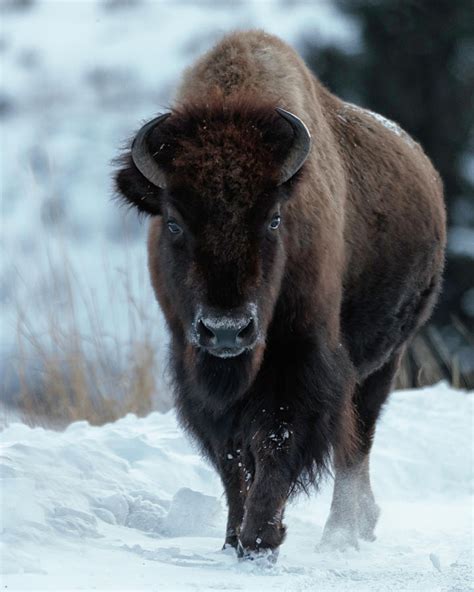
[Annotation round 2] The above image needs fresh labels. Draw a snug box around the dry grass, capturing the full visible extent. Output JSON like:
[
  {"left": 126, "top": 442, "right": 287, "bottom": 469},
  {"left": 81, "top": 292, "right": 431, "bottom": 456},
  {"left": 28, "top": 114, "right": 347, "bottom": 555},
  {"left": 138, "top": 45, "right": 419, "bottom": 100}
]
[
  {"left": 3, "top": 241, "right": 171, "bottom": 429},
  {"left": 395, "top": 320, "right": 473, "bottom": 391},
  {"left": 13, "top": 337, "right": 159, "bottom": 428}
]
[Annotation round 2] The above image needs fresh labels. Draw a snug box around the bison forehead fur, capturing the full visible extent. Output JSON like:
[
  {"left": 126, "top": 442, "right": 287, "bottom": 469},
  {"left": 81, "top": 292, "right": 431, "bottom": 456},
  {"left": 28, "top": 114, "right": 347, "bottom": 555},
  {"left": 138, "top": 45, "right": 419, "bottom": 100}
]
[
  {"left": 154, "top": 93, "right": 296, "bottom": 199},
  {"left": 114, "top": 29, "right": 446, "bottom": 560}
]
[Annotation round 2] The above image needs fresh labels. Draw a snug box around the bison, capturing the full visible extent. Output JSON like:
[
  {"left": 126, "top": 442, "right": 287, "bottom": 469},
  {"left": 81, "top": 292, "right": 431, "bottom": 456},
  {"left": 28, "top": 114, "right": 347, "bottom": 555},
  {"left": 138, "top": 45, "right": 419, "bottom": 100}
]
[{"left": 115, "top": 30, "right": 446, "bottom": 560}]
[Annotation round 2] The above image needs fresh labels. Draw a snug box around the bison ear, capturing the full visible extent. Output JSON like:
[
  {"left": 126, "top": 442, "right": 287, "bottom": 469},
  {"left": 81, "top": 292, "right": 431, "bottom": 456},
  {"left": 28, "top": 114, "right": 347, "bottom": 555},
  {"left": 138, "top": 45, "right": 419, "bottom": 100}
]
[
  {"left": 114, "top": 153, "right": 164, "bottom": 216},
  {"left": 114, "top": 113, "right": 173, "bottom": 216}
]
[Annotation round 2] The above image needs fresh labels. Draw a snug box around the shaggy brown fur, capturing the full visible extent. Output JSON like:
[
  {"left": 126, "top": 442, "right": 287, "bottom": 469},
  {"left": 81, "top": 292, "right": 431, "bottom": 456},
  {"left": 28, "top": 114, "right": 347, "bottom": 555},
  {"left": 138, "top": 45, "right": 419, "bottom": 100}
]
[{"left": 115, "top": 30, "right": 446, "bottom": 560}]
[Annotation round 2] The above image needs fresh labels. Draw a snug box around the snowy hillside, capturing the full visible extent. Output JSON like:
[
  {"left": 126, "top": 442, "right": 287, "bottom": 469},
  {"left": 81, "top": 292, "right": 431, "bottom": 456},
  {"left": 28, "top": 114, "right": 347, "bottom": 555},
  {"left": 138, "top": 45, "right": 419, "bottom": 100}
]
[{"left": 1, "top": 383, "right": 472, "bottom": 591}]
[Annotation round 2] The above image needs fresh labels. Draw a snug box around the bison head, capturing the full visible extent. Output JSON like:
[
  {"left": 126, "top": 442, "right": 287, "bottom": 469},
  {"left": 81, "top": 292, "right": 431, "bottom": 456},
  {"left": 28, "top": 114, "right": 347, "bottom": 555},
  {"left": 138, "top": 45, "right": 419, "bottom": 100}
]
[{"left": 115, "top": 95, "right": 311, "bottom": 405}]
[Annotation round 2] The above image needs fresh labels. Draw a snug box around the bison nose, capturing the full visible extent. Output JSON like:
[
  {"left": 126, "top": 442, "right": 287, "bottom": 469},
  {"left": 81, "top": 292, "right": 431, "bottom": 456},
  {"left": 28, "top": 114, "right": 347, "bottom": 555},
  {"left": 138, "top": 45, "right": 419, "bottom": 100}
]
[{"left": 197, "top": 316, "right": 256, "bottom": 353}]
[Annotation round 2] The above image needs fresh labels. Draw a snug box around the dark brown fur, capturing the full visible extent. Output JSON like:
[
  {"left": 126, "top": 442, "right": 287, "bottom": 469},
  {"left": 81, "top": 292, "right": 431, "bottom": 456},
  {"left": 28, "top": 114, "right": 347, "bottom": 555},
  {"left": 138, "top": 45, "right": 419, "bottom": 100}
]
[{"left": 115, "top": 30, "right": 446, "bottom": 559}]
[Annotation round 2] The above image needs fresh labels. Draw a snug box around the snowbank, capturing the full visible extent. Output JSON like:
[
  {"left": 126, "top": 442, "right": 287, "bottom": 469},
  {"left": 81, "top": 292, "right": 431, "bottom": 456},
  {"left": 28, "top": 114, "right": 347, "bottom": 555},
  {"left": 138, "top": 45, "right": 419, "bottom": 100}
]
[{"left": 1, "top": 383, "right": 472, "bottom": 591}]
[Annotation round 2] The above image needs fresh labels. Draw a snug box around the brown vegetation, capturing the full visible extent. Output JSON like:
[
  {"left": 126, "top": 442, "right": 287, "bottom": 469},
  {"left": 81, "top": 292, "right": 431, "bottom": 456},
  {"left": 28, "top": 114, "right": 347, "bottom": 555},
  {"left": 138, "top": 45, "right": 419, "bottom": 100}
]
[{"left": 2, "top": 248, "right": 170, "bottom": 429}]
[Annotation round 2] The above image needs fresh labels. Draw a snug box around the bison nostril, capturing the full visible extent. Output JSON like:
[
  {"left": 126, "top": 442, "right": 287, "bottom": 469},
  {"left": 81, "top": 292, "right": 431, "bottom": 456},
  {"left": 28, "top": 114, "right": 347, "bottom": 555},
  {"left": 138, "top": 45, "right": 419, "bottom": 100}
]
[
  {"left": 198, "top": 319, "right": 217, "bottom": 347},
  {"left": 237, "top": 318, "right": 255, "bottom": 344},
  {"left": 199, "top": 319, "right": 216, "bottom": 339}
]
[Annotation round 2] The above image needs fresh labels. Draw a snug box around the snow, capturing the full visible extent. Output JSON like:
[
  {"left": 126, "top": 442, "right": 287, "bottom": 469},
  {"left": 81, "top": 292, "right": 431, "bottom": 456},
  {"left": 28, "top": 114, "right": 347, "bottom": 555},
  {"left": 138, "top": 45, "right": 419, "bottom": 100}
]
[
  {"left": 1, "top": 382, "right": 473, "bottom": 591},
  {"left": 341, "top": 102, "right": 415, "bottom": 146}
]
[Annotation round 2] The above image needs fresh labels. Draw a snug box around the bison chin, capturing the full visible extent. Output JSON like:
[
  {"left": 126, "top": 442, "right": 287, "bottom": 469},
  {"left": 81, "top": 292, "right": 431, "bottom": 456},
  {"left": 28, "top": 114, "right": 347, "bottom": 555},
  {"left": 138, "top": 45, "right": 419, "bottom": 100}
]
[{"left": 177, "top": 343, "right": 265, "bottom": 414}]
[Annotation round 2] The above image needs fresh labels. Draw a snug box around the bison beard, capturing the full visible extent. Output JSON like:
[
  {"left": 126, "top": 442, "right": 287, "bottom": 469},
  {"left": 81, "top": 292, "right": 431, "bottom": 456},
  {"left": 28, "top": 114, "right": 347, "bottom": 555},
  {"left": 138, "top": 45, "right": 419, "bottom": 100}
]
[{"left": 114, "top": 30, "right": 446, "bottom": 560}]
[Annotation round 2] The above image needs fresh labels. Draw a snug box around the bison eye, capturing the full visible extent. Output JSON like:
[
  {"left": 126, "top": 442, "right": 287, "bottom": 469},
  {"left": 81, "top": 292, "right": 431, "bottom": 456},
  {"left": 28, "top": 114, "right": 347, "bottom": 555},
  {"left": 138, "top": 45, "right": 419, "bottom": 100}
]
[
  {"left": 167, "top": 219, "right": 182, "bottom": 235},
  {"left": 269, "top": 214, "right": 281, "bottom": 230}
]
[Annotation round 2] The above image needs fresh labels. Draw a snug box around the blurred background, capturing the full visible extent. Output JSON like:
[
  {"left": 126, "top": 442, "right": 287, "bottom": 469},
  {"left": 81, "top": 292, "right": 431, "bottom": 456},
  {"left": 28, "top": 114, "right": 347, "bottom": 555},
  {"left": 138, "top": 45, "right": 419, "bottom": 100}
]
[{"left": 1, "top": 0, "right": 473, "bottom": 427}]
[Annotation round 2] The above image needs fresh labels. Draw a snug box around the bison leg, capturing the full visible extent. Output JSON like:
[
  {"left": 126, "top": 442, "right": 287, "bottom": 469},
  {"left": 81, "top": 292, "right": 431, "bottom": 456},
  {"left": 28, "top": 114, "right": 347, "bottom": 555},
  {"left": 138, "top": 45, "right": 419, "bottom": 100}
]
[
  {"left": 320, "top": 461, "right": 363, "bottom": 550},
  {"left": 321, "top": 352, "right": 401, "bottom": 549},
  {"left": 218, "top": 452, "right": 248, "bottom": 550},
  {"left": 237, "top": 464, "right": 288, "bottom": 560},
  {"left": 356, "top": 455, "right": 380, "bottom": 541},
  {"left": 237, "top": 424, "right": 297, "bottom": 560}
]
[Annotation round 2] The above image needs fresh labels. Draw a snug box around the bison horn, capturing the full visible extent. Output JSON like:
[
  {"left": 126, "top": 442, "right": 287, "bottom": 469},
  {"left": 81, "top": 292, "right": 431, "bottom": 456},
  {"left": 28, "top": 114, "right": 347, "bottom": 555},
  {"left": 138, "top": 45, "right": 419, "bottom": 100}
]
[
  {"left": 276, "top": 107, "right": 312, "bottom": 185},
  {"left": 131, "top": 112, "right": 171, "bottom": 189}
]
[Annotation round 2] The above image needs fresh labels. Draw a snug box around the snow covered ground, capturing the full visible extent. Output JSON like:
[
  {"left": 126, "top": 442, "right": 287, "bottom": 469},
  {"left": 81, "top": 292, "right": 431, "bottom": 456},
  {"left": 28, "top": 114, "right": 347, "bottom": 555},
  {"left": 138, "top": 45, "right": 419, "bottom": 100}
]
[{"left": 1, "top": 382, "right": 472, "bottom": 591}]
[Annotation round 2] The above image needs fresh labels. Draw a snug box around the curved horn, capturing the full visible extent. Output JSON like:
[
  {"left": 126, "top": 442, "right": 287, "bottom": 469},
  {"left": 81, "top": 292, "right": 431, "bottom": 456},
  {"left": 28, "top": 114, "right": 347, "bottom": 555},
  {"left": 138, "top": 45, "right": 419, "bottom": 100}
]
[
  {"left": 131, "top": 112, "right": 171, "bottom": 189},
  {"left": 276, "top": 107, "right": 312, "bottom": 185}
]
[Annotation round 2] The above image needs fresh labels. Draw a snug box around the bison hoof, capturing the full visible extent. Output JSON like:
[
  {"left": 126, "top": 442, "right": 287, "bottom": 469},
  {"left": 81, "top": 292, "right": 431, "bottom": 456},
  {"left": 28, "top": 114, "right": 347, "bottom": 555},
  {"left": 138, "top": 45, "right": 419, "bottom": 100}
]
[
  {"left": 222, "top": 535, "right": 239, "bottom": 551},
  {"left": 237, "top": 540, "right": 279, "bottom": 564},
  {"left": 319, "top": 523, "right": 360, "bottom": 552}
]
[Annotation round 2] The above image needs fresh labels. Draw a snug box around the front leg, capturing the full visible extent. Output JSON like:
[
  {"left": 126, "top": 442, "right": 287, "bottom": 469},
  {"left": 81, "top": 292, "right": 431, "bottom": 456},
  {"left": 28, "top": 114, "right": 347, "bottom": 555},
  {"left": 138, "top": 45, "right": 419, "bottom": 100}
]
[
  {"left": 218, "top": 448, "right": 250, "bottom": 550},
  {"left": 238, "top": 422, "right": 294, "bottom": 559},
  {"left": 238, "top": 335, "right": 356, "bottom": 559}
]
